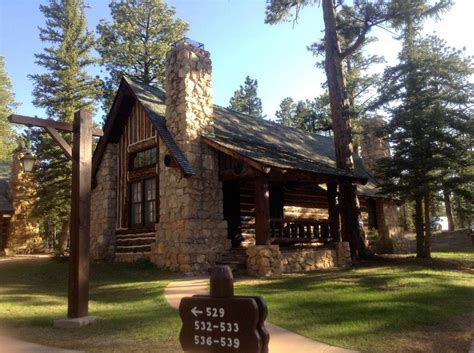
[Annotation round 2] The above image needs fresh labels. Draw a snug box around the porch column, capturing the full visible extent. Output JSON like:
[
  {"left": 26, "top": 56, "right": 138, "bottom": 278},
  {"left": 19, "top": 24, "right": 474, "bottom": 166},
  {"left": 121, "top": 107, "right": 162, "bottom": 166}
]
[
  {"left": 254, "top": 173, "right": 271, "bottom": 245},
  {"left": 327, "top": 179, "right": 341, "bottom": 242}
]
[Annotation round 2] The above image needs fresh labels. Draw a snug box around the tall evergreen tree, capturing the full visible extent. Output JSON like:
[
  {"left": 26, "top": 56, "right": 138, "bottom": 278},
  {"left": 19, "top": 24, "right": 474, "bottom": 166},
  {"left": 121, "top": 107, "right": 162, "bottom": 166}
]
[
  {"left": 276, "top": 95, "right": 332, "bottom": 135},
  {"left": 377, "top": 35, "right": 472, "bottom": 258},
  {"left": 29, "top": 0, "right": 101, "bottom": 252},
  {"left": 0, "top": 56, "right": 18, "bottom": 162},
  {"left": 228, "top": 76, "right": 263, "bottom": 118},
  {"left": 97, "top": 0, "right": 188, "bottom": 113}
]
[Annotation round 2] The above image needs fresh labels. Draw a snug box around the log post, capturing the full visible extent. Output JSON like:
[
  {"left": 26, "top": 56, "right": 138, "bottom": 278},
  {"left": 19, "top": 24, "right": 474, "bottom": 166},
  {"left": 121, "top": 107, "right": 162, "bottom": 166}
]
[
  {"left": 254, "top": 174, "right": 271, "bottom": 245},
  {"left": 68, "top": 109, "right": 92, "bottom": 318},
  {"left": 326, "top": 179, "right": 341, "bottom": 242}
]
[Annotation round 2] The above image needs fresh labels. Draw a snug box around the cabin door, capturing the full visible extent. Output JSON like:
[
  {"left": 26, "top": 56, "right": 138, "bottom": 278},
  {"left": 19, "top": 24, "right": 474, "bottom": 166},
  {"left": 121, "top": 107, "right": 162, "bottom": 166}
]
[{"left": 223, "top": 181, "right": 242, "bottom": 248}]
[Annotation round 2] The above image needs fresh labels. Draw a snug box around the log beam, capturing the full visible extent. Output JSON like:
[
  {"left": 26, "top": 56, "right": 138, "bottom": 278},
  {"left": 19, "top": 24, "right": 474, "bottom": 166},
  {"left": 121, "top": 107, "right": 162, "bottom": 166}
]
[
  {"left": 326, "top": 179, "right": 341, "bottom": 242},
  {"left": 45, "top": 127, "right": 73, "bottom": 161},
  {"left": 254, "top": 173, "right": 271, "bottom": 245}
]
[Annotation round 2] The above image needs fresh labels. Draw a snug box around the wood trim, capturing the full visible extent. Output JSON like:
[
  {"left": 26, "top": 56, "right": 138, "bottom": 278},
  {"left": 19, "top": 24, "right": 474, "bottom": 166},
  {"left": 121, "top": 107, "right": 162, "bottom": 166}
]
[
  {"left": 9, "top": 114, "right": 103, "bottom": 137},
  {"left": 127, "top": 137, "right": 157, "bottom": 154},
  {"left": 45, "top": 126, "right": 73, "bottom": 160},
  {"left": 202, "top": 136, "right": 270, "bottom": 174},
  {"left": 128, "top": 166, "right": 157, "bottom": 181}
]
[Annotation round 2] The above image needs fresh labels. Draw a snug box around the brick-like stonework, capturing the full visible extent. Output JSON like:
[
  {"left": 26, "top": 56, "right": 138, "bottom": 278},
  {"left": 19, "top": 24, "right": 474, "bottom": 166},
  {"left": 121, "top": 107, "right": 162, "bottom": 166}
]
[
  {"left": 281, "top": 248, "right": 335, "bottom": 272},
  {"left": 90, "top": 143, "right": 117, "bottom": 260},
  {"left": 247, "top": 245, "right": 283, "bottom": 277},
  {"left": 150, "top": 40, "right": 229, "bottom": 274}
]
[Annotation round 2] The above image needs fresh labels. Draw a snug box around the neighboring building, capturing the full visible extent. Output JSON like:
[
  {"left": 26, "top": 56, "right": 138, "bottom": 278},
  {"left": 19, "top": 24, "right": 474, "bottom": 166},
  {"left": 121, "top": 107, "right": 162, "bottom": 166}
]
[
  {"left": 90, "top": 39, "right": 401, "bottom": 276},
  {"left": 0, "top": 162, "right": 14, "bottom": 255}
]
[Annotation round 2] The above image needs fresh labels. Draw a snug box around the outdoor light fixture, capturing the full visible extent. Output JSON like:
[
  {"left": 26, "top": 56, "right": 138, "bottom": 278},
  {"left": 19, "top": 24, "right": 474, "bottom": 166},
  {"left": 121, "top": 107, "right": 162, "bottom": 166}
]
[
  {"left": 2, "top": 214, "right": 12, "bottom": 218},
  {"left": 20, "top": 150, "right": 36, "bottom": 173}
]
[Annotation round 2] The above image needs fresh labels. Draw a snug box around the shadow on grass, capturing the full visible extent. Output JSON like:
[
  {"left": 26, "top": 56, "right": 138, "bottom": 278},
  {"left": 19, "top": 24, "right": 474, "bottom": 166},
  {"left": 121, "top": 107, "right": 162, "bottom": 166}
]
[{"left": 0, "top": 258, "right": 182, "bottom": 345}]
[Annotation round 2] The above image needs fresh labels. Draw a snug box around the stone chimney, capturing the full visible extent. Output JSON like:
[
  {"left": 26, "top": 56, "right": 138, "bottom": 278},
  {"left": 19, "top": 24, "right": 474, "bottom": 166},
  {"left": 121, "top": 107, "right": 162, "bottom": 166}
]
[
  {"left": 359, "top": 118, "right": 390, "bottom": 176},
  {"left": 151, "top": 39, "right": 229, "bottom": 273}
]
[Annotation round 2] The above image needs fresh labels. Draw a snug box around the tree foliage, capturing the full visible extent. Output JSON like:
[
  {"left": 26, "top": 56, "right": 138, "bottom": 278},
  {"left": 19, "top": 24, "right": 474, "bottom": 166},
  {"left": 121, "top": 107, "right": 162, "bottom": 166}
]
[
  {"left": 228, "top": 76, "right": 264, "bottom": 118},
  {"left": 0, "top": 56, "right": 18, "bottom": 162},
  {"left": 97, "top": 0, "right": 188, "bottom": 113},
  {"left": 275, "top": 95, "right": 332, "bottom": 135},
  {"left": 377, "top": 34, "right": 473, "bottom": 256},
  {"left": 28, "top": 0, "right": 101, "bottom": 251}
]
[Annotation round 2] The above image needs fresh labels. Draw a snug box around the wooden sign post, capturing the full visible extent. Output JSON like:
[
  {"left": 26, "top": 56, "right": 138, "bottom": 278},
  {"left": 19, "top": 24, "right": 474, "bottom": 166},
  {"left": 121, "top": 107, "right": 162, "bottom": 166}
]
[
  {"left": 179, "top": 266, "right": 269, "bottom": 353},
  {"left": 8, "top": 110, "right": 102, "bottom": 327}
]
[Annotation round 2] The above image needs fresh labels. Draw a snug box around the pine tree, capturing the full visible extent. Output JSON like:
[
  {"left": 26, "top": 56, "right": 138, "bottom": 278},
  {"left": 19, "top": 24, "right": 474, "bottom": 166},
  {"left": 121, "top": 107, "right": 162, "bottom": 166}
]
[
  {"left": 29, "top": 0, "right": 101, "bottom": 252},
  {"left": 377, "top": 35, "right": 472, "bottom": 258},
  {"left": 97, "top": 0, "right": 188, "bottom": 113},
  {"left": 228, "top": 76, "right": 263, "bottom": 118},
  {"left": 0, "top": 56, "right": 18, "bottom": 162},
  {"left": 275, "top": 97, "right": 295, "bottom": 126}
]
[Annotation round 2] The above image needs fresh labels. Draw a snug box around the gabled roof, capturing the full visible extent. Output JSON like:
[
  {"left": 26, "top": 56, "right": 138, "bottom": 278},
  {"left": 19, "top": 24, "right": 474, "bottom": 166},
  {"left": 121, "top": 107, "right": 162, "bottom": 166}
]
[
  {"left": 92, "top": 77, "right": 195, "bottom": 180},
  {"left": 93, "top": 78, "right": 388, "bottom": 197},
  {"left": 205, "top": 106, "right": 371, "bottom": 182}
]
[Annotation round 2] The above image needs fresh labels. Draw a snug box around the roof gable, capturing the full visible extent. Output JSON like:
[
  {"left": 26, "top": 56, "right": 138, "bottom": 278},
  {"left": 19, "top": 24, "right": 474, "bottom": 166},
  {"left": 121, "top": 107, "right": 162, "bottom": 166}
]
[{"left": 92, "top": 77, "right": 195, "bottom": 180}]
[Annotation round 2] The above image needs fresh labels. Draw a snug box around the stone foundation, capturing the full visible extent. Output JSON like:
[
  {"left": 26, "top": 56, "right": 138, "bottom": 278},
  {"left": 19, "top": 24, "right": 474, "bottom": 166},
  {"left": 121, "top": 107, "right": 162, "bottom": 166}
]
[
  {"left": 335, "top": 241, "right": 352, "bottom": 267},
  {"left": 247, "top": 245, "right": 282, "bottom": 277},
  {"left": 391, "top": 235, "right": 411, "bottom": 254},
  {"left": 281, "top": 247, "right": 336, "bottom": 272},
  {"left": 247, "top": 242, "right": 352, "bottom": 277},
  {"left": 90, "top": 144, "right": 117, "bottom": 260}
]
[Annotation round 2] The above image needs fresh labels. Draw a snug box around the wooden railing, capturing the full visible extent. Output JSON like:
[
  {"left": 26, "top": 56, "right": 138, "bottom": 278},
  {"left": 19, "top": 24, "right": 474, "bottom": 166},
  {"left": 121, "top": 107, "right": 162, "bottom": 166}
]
[{"left": 270, "top": 218, "right": 332, "bottom": 244}]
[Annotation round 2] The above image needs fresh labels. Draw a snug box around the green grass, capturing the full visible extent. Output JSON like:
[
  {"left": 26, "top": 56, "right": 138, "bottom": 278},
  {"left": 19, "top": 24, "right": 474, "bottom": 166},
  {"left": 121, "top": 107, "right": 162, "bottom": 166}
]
[
  {"left": 236, "top": 258, "right": 474, "bottom": 353},
  {"left": 431, "top": 250, "right": 474, "bottom": 267},
  {"left": 0, "top": 258, "right": 182, "bottom": 353}
]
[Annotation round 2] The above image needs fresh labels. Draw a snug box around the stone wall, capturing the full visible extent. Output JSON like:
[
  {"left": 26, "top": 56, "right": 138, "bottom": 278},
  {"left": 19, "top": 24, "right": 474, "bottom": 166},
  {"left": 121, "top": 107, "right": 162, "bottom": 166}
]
[
  {"left": 247, "top": 242, "right": 351, "bottom": 277},
  {"left": 150, "top": 40, "right": 229, "bottom": 274},
  {"left": 360, "top": 119, "right": 390, "bottom": 176},
  {"left": 281, "top": 247, "right": 335, "bottom": 272},
  {"left": 90, "top": 143, "right": 117, "bottom": 260},
  {"left": 247, "top": 245, "right": 282, "bottom": 277}
]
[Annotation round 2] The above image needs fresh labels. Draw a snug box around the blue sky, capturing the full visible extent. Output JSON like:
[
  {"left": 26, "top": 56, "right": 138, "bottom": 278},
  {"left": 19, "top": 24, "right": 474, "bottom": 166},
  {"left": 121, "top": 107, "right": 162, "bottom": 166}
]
[{"left": 1, "top": 0, "right": 473, "bottom": 124}]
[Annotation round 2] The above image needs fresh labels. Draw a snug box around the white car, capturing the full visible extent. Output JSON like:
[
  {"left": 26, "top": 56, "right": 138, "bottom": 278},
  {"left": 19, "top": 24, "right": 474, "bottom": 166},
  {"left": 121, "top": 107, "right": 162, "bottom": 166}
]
[{"left": 431, "top": 216, "right": 449, "bottom": 231}]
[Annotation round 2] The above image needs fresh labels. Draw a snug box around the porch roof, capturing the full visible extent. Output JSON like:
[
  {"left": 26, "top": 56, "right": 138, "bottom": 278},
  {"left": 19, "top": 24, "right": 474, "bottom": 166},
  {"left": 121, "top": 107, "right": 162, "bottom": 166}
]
[{"left": 204, "top": 106, "right": 372, "bottom": 183}]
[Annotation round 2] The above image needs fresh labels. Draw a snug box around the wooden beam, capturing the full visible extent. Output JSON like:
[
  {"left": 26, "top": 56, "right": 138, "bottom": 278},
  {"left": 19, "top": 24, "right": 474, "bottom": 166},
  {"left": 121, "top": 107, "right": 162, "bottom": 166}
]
[
  {"left": 45, "top": 127, "right": 73, "bottom": 161},
  {"left": 327, "top": 179, "right": 341, "bottom": 242},
  {"left": 8, "top": 114, "right": 103, "bottom": 137},
  {"left": 68, "top": 110, "right": 92, "bottom": 318},
  {"left": 254, "top": 173, "right": 271, "bottom": 245},
  {"left": 202, "top": 137, "right": 270, "bottom": 174}
]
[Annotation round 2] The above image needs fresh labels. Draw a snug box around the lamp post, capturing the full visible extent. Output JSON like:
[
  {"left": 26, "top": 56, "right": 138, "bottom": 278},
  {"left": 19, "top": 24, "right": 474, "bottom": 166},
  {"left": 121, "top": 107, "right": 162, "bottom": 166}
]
[
  {"left": 8, "top": 110, "right": 102, "bottom": 328},
  {"left": 20, "top": 150, "right": 36, "bottom": 173}
]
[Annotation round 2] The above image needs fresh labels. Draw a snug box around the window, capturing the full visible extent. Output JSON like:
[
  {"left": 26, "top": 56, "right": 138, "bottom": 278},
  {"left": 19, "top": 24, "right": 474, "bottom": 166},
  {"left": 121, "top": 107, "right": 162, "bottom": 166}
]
[
  {"left": 130, "top": 178, "right": 156, "bottom": 227},
  {"left": 130, "top": 147, "right": 157, "bottom": 170}
]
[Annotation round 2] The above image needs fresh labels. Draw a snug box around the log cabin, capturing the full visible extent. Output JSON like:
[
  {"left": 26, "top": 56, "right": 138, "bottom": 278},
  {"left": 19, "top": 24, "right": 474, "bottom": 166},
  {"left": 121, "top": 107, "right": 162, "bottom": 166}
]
[{"left": 90, "top": 38, "right": 403, "bottom": 276}]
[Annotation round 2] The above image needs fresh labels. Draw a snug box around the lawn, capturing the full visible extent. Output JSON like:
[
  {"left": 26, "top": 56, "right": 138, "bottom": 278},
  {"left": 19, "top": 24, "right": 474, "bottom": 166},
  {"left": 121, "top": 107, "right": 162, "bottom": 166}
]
[
  {"left": 236, "top": 252, "right": 474, "bottom": 353},
  {"left": 0, "top": 257, "right": 182, "bottom": 353},
  {"left": 0, "top": 252, "right": 472, "bottom": 353}
]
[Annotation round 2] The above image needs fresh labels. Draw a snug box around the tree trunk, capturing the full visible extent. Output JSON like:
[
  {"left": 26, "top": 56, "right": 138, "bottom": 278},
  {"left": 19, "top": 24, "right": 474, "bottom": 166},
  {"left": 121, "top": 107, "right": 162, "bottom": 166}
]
[
  {"left": 414, "top": 197, "right": 424, "bottom": 258},
  {"left": 455, "top": 195, "right": 465, "bottom": 228},
  {"left": 401, "top": 203, "right": 408, "bottom": 231},
  {"left": 58, "top": 220, "right": 69, "bottom": 254},
  {"left": 443, "top": 189, "right": 455, "bottom": 231},
  {"left": 423, "top": 195, "right": 431, "bottom": 258},
  {"left": 322, "top": 0, "right": 368, "bottom": 259}
]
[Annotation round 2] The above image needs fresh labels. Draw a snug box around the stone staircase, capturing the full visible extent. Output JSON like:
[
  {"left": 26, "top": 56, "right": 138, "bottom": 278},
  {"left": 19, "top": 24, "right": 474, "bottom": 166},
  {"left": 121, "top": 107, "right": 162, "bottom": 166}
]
[
  {"left": 114, "top": 232, "right": 155, "bottom": 262},
  {"left": 216, "top": 247, "right": 248, "bottom": 275}
]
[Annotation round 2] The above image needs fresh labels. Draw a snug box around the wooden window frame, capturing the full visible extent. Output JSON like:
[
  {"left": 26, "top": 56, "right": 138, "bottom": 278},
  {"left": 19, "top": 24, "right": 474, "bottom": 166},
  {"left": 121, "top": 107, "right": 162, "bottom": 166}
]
[{"left": 126, "top": 145, "right": 159, "bottom": 230}]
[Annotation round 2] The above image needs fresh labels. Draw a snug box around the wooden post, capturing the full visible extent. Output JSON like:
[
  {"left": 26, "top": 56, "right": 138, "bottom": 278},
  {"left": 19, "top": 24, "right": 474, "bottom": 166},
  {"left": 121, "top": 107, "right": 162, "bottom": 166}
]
[
  {"left": 254, "top": 174, "right": 271, "bottom": 245},
  {"left": 68, "top": 110, "right": 92, "bottom": 318},
  {"left": 326, "top": 179, "right": 341, "bottom": 242}
]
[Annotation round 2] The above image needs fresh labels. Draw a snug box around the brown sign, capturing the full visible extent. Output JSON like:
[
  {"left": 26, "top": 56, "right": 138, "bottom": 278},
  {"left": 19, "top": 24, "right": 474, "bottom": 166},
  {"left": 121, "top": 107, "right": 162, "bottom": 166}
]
[{"left": 179, "top": 266, "right": 269, "bottom": 353}]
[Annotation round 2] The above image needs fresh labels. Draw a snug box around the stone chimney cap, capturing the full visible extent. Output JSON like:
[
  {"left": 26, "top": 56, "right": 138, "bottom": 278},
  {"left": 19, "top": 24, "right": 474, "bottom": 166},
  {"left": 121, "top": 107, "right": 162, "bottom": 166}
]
[{"left": 171, "top": 37, "right": 205, "bottom": 50}]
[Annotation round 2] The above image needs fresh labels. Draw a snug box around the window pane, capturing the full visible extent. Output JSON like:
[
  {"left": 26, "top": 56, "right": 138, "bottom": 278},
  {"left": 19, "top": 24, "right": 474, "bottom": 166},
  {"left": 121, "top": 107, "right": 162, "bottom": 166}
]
[
  {"left": 144, "top": 178, "right": 156, "bottom": 224},
  {"left": 131, "top": 147, "right": 157, "bottom": 169},
  {"left": 131, "top": 182, "right": 142, "bottom": 225}
]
